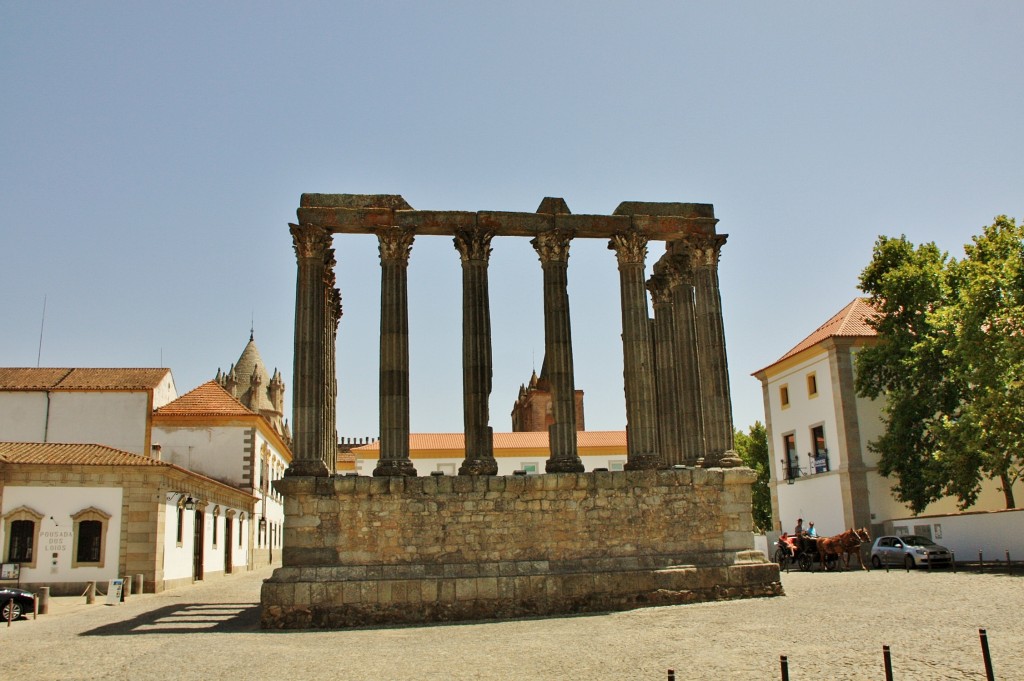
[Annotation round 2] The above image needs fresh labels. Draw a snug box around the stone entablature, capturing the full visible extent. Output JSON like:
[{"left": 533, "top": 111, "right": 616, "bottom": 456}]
[{"left": 261, "top": 468, "right": 780, "bottom": 628}]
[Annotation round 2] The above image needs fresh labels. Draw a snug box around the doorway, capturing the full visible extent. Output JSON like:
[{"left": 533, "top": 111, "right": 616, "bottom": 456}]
[
  {"left": 192, "top": 509, "right": 204, "bottom": 581},
  {"left": 224, "top": 517, "right": 233, "bottom": 574}
]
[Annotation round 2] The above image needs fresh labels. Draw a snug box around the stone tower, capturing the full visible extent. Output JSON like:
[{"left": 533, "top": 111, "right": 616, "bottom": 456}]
[
  {"left": 510, "top": 359, "right": 585, "bottom": 432},
  {"left": 216, "top": 332, "right": 291, "bottom": 444}
]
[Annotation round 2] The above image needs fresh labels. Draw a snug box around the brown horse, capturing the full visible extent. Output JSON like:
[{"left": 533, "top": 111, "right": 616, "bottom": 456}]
[{"left": 817, "top": 528, "right": 871, "bottom": 570}]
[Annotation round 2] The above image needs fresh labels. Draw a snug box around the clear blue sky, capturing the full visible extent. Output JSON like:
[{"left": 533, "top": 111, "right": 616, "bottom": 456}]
[{"left": 2, "top": 2, "right": 1022, "bottom": 440}]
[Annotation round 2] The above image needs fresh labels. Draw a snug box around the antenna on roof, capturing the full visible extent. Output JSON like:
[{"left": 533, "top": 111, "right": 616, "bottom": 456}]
[{"left": 36, "top": 294, "right": 47, "bottom": 367}]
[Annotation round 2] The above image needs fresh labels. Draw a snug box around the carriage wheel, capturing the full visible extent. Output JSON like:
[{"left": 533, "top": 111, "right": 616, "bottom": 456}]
[
  {"left": 825, "top": 554, "right": 839, "bottom": 571},
  {"left": 773, "top": 548, "right": 786, "bottom": 565},
  {"left": 798, "top": 553, "right": 812, "bottom": 572}
]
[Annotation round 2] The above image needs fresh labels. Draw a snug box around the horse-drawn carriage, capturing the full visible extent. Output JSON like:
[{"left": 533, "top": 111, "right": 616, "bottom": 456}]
[{"left": 773, "top": 528, "right": 871, "bottom": 571}]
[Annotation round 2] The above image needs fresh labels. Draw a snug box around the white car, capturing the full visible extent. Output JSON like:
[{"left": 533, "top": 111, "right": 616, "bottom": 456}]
[{"left": 870, "top": 535, "right": 953, "bottom": 569}]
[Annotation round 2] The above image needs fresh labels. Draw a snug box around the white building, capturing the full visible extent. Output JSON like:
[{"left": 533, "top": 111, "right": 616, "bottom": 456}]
[
  {"left": 0, "top": 442, "right": 254, "bottom": 594},
  {"left": 152, "top": 380, "right": 290, "bottom": 565},
  {"left": 753, "top": 298, "right": 1021, "bottom": 539},
  {"left": 351, "top": 431, "right": 629, "bottom": 476}
]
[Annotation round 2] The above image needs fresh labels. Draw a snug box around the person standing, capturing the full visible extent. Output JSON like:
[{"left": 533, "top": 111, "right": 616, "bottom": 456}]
[{"left": 794, "top": 518, "right": 804, "bottom": 535}]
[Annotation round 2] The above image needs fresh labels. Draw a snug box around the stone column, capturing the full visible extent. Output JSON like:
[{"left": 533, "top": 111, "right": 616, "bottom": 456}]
[
  {"left": 324, "top": 251, "right": 341, "bottom": 474},
  {"left": 647, "top": 262, "right": 684, "bottom": 466},
  {"left": 609, "top": 230, "right": 662, "bottom": 470},
  {"left": 686, "top": 233, "right": 742, "bottom": 467},
  {"left": 455, "top": 227, "right": 498, "bottom": 475},
  {"left": 666, "top": 246, "right": 706, "bottom": 466},
  {"left": 374, "top": 226, "right": 417, "bottom": 477},
  {"left": 286, "top": 224, "right": 331, "bottom": 477},
  {"left": 531, "top": 228, "right": 583, "bottom": 473}
]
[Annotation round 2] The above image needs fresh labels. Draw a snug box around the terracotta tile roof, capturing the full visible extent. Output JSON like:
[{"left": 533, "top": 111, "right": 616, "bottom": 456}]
[
  {"left": 754, "top": 298, "right": 879, "bottom": 375},
  {"left": 0, "top": 368, "right": 171, "bottom": 391},
  {"left": 352, "top": 431, "right": 627, "bottom": 452},
  {"left": 154, "top": 381, "right": 255, "bottom": 417},
  {"left": 0, "top": 442, "right": 168, "bottom": 467}
]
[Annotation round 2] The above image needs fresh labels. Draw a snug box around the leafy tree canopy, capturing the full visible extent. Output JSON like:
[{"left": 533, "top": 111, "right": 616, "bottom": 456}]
[
  {"left": 734, "top": 421, "right": 771, "bottom": 532},
  {"left": 856, "top": 217, "right": 1023, "bottom": 512}
]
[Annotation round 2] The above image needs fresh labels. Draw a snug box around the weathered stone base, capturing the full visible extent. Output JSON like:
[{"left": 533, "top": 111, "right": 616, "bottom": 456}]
[
  {"left": 261, "top": 555, "right": 781, "bottom": 629},
  {"left": 262, "top": 468, "right": 781, "bottom": 629}
]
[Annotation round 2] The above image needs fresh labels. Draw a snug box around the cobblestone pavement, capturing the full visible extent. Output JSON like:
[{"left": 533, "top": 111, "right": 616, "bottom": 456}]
[{"left": 3, "top": 564, "right": 1020, "bottom": 680}]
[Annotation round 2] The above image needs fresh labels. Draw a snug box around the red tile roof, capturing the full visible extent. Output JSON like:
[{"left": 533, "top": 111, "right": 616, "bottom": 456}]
[
  {"left": 0, "top": 442, "right": 167, "bottom": 467},
  {"left": 754, "top": 298, "right": 879, "bottom": 375},
  {"left": 352, "top": 431, "right": 627, "bottom": 452},
  {"left": 154, "top": 381, "right": 255, "bottom": 417},
  {"left": 0, "top": 368, "right": 171, "bottom": 391}
]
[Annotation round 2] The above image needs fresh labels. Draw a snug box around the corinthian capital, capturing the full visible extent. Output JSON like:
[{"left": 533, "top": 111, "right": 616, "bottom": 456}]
[
  {"left": 290, "top": 224, "right": 332, "bottom": 260},
  {"left": 682, "top": 233, "right": 727, "bottom": 270},
  {"left": 453, "top": 228, "right": 494, "bottom": 263},
  {"left": 646, "top": 272, "right": 675, "bottom": 307},
  {"left": 531, "top": 228, "right": 573, "bottom": 264},
  {"left": 376, "top": 226, "right": 415, "bottom": 265},
  {"left": 608, "top": 230, "right": 648, "bottom": 267}
]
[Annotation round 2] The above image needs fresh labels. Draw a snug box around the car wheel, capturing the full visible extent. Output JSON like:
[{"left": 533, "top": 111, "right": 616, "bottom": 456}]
[
  {"left": 904, "top": 554, "right": 916, "bottom": 570},
  {"left": 2, "top": 600, "right": 23, "bottom": 621},
  {"left": 871, "top": 555, "right": 882, "bottom": 569}
]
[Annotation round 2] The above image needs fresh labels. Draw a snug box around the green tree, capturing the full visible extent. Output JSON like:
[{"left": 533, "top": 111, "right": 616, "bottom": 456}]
[
  {"left": 856, "top": 218, "right": 1024, "bottom": 512},
  {"left": 734, "top": 421, "right": 772, "bottom": 532}
]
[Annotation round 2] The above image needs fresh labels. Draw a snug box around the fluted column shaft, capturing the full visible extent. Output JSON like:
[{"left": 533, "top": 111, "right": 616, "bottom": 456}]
[
  {"left": 532, "top": 229, "right": 583, "bottom": 473},
  {"left": 647, "top": 264, "right": 684, "bottom": 466},
  {"left": 455, "top": 228, "right": 497, "bottom": 475},
  {"left": 667, "top": 246, "right": 706, "bottom": 465},
  {"left": 610, "top": 231, "right": 662, "bottom": 470},
  {"left": 324, "top": 253, "right": 341, "bottom": 474},
  {"left": 687, "top": 234, "right": 738, "bottom": 467},
  {"left": 374, "top": 226, "right": 417, "bottom": 477},
  {"left": 287, "top": 224, "right": 331, "bottom": 477}
]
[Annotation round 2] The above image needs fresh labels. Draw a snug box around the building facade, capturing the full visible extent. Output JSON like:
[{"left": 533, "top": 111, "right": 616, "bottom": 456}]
[{"left": 754, "top": 298, "right": 1021, "bottom": 538}]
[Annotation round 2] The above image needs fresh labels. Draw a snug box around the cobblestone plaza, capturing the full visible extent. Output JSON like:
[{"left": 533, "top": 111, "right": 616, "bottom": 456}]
[{"left": 6, "top": 565, "right": 1019, "bottom": 680}]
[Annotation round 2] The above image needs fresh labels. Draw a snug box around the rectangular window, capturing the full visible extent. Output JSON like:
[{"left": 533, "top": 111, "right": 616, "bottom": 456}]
[
  {"left": 810, "top": 425, "right": 828, "bottom": 473},
  {"left": 780, "top": 384, "right": 790, "bottom": 408},
  {"left": 520, "top": 462, "right": 539, "bottom": 474},
  {"left": 9, "top": 520, "right": 34, "bottom": 563},
  {"left": 436, "top": 463, "right": 456, "bottom": 475},
  {"left": 608, "top": 460, "right": 625, "bottom": 472},
  {"left": 782, "top": 433, "right": 799, "bottom": 480},
  {"left": 76, "top": 520, "right": 103, "bottom": 563},
  {"left": 176, "top": 506, "right": 184, "bottom": 545},
  {"left": 806, "top": 373, "right": 818, "bottom": 397},
  {"left": 212, "top": 514, "right": 219, "bottom": 547},
  {"left": 239, "top": 517, "right": 244, "bottom": 547}
]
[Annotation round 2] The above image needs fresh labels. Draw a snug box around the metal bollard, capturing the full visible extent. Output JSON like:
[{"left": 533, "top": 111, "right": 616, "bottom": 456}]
[
  {"left": 979, "top": 629, "right": 995, "bottom": 681},
  {"left": 134, "top": 573, "right": 144, "bottom": 594},
  {"left": 86, "top": 581, "right": 96, "bottom": 604},
  {"left": 38, "top": 586, "right": 50, "bottom": 615},
  {"left": 883, "top": 645, "right": 894, "bottom": 681},
  {"left": 952, "top": 551, "right": 957, "bottom": 574},
  {"left": 1005, "top": 549, "right": 1011, "bottom": 574},
  {"left": 667, "top": 670, "right": 675, "bottom": 681},
  {"left": 123, "top": 576, "right": 132, "bottom": 600},
  {"left": 978, "top": 550, "right": 984, "bottom": 573},
  {"left": 780, "top": 655, "right": 789, "bottom": 681}
]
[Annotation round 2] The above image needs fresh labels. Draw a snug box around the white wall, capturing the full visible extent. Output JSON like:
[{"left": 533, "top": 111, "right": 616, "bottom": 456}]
[
  {"left": 353, "top": 454, "right": 629, "bottom": 476},
  {"left": 0, "top": 392, "right": 48, "bottom": 440},
  {"left": 885, "top": 509, "right": 1024, "bottom": 560},
  {"left": 1, "top": 486, "right": 122, "bottom": 584},
  {"left": 155, "top": 425, "right": 247, "bottom": 486},
  {"left": 47, "top": 392, "right": 151, "bottom": 454}
]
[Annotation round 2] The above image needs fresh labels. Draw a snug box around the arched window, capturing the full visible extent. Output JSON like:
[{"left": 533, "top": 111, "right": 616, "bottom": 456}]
[
  {"left": 3, "top": 506, "right": 43, "bottom": 568},
  {"left": 71, "top": 507, "right": 111, "bottom": 568}
]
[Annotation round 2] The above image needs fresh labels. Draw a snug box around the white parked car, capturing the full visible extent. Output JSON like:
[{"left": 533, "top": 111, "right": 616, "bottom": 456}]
[{"left": 870, "top": 535, "right": 953, "bottom": 569}]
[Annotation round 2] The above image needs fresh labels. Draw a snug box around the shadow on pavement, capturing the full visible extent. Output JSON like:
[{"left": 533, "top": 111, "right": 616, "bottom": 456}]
[{"left": 80, "top": 603, "right": 261, "bottom": 636}]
